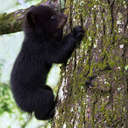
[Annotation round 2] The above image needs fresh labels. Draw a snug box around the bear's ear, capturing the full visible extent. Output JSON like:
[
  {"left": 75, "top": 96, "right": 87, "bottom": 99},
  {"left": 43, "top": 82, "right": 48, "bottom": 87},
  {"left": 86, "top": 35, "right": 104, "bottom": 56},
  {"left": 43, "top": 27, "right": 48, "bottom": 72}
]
[{"left": 26, "top": 7, "right": 36, "bottom": 27}]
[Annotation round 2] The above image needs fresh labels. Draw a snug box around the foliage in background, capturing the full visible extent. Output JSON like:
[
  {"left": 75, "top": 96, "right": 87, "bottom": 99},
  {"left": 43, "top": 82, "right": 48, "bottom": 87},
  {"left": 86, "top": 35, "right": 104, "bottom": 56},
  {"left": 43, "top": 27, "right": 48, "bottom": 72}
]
[{"left": 0, "top": 82, "right": 13, "bottom": 114}]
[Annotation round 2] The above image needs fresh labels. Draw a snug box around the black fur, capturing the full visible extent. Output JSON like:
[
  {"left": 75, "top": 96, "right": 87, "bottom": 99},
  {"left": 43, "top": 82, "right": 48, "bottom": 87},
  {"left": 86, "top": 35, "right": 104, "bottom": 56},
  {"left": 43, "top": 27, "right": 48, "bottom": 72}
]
[{"left": 10, "top": 5, "right": 84, "bottom": 120}]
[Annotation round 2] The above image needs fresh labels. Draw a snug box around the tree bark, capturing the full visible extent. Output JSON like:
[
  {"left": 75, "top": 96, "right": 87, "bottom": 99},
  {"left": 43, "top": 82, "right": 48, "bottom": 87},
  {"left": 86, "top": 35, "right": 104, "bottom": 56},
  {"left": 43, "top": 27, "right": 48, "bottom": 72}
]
[{"left": 52, "top": 0, "right": 128, "bottom": 127}]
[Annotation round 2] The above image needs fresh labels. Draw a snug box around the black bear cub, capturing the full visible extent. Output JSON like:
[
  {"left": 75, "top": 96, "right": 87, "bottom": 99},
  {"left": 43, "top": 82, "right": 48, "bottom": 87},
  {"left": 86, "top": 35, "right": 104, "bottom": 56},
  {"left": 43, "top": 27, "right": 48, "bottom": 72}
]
[{"left": 10, "top": 5, "right": 84, "bottom": 120}]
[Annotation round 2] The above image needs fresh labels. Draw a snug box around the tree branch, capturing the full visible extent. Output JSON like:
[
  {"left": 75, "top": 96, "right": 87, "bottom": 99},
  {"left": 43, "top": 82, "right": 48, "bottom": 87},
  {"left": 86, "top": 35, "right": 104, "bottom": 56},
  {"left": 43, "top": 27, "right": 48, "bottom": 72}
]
[
  {"left": 0, "top": 2, "right": 43, "bottom": 35},
  {"left": 0, "top": 9, "right": 26, "bottom": 35}
]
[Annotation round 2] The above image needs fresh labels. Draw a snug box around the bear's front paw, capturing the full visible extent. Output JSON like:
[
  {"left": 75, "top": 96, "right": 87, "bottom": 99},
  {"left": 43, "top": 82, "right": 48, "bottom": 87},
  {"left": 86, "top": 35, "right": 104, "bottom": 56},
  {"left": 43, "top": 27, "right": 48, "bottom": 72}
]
[{"left": 72, "top": 26, "right": 85, "bottom": 42}]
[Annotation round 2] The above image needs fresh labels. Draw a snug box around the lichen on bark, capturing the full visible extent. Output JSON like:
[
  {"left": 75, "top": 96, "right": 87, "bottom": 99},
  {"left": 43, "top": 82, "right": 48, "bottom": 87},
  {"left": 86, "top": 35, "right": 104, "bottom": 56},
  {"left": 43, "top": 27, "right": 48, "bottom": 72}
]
[{"left": 52, "top": 0, "right": 128, "bottom": 127}]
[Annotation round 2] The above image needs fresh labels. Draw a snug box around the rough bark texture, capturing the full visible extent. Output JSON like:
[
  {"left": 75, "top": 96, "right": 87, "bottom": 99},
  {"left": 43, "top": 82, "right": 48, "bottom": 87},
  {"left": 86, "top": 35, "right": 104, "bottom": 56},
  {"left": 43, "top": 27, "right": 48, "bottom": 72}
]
[{"left": 52, "top": 0, "right": 128, "bottom": 127}]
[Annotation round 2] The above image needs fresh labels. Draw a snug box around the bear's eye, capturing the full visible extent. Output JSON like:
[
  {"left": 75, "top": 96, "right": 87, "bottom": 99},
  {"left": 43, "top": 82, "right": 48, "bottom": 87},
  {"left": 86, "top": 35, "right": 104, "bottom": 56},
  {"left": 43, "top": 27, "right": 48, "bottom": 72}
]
[{"left": 50, "top": 15, "right": 57, "bottom": 21}]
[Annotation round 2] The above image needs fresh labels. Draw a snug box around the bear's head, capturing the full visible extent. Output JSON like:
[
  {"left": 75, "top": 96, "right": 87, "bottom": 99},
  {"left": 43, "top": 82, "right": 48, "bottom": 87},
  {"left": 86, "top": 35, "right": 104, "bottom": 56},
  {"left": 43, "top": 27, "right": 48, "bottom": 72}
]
[{"left": 24, "top": 5, "right": 67, "bottom": 40}]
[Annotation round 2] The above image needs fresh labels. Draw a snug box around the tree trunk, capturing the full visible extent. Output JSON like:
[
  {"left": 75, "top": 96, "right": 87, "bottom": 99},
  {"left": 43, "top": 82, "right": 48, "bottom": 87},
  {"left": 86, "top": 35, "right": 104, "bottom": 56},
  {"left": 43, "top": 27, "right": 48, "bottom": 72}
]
[{"left": 52, "top": 0, "right": 128, "bottom": 127}]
